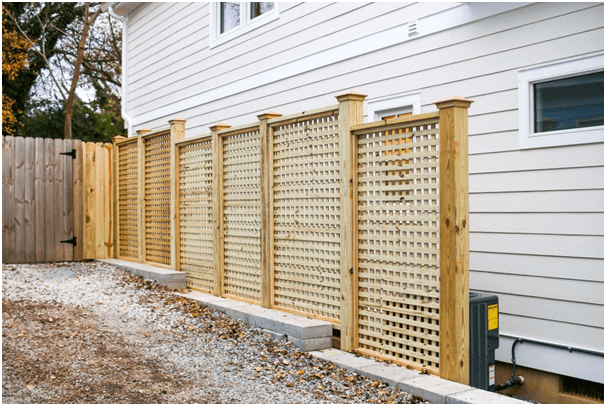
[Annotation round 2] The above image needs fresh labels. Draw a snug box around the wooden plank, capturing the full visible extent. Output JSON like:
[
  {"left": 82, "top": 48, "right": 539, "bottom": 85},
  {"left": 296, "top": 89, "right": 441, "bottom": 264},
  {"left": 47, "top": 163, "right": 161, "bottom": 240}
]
[
  {"left": 34, "top": 138, "right": 46, "bottom": 262},
  {"left": 45, "top": 139, "right": 55, "bottom": 262},
  {"left": 3, "top": 136, "right": 15, "bottom": 263},
  {"left": 210, "top": 124, "right": 229, "bottom": 296},
  {"left": 103, "top": 143, "right": 114, "bottom": 258},
  {"left": 138, "top": 136, "right": 145, "bottom": 263},
  {"left": 169, "top": 119, "right": 186, "bottom": 269},
  {"left": 63, "top": 138, "right": 74, "bottom": 261},
  {"left": 96, "top": 143, "right": 106, "bottom": 258},
  {"left": 72, "top": 140, "right": 84, "bottom": 261},
  {"left": 436, "top": 97, "right": 473, "bottom": 384},
  {"left": 24, "top": 137, "right": 35, "bottom": 263},
  {"left": 54, "top": 139, "right": 65, "bottom": 261},
  {"left": 14, "top": 137, "right": 25, "bottom": 263},
  {"left": 335, "top": 92, "right": 366, "bottom": 351},
  {"left": 83, "top": 142, "right": 96, "bottom": 259}
]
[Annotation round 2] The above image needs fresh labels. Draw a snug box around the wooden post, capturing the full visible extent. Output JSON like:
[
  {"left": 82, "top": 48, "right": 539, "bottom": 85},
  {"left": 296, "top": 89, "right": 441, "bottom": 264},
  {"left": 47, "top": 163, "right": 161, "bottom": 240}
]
[
  {"left": 72, "top": 139, "right": 84, "bottom": 261},
  {"left": 335, "top": 92, "right": 367, "bottom": 352},
  {"left": 112, "top": 136, "right": 127, "bottom": 259},
  {"left": 435, "top": 96, "right": 473, "bottom": 385},
  {"left": 258, "top": 111, "right": 282, "bottom": 308},
  {"left": 210, "top": 123, "right": 231, "bottom": 297},
  {"left": 137, "top": 128, "right": 151, "bottom": 263},
  {"left": 169, "top": 119, "right": 186, "bottom": 270}
]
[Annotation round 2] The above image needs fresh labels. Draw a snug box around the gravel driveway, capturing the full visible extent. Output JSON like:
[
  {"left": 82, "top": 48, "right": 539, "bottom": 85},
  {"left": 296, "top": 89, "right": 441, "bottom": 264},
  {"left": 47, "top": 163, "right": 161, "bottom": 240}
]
[{"left": 2, "top": 261, "right": 428, "bottom": 404}]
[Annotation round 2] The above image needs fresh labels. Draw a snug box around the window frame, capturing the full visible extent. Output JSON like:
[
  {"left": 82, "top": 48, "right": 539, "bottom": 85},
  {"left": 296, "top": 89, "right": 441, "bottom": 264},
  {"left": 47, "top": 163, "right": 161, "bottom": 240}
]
[
  {"left": 209, "top": 2, "right": 279, "bottom": 49},
  {"left": 366, "top": 92, "right": 421, "bottom": 122},
  {"left": 518, "top": 54, "right": 604, "bottom": 149}
]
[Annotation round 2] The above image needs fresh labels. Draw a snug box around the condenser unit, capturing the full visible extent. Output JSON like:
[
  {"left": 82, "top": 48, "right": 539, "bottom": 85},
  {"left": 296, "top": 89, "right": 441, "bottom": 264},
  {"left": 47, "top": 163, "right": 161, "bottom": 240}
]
[{"left": 469, "top": 290, "right": 499, "bottom": 391}]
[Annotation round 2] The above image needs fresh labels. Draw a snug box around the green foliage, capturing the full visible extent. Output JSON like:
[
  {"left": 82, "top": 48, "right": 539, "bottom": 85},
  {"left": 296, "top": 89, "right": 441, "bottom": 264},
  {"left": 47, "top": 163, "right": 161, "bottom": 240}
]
[{"left": 21, "top": 101, "right": 126, "bottom": 142}]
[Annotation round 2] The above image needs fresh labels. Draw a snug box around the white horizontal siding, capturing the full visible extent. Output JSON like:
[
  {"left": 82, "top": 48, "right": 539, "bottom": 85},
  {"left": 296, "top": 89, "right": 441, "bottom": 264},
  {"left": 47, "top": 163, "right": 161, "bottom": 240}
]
[{"left": 121, "top": 1, "right": 605, "bottom": 379}]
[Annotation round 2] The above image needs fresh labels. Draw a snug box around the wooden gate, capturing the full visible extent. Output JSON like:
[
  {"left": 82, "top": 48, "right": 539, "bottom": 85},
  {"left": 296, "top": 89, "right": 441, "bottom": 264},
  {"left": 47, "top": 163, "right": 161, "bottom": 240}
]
[{"left": 2, "top": 136, "right": 113, "bottom": 264}]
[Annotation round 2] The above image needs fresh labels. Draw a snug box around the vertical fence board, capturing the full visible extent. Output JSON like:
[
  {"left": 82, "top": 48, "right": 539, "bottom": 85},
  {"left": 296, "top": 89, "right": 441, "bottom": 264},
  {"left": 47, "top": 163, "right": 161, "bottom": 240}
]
[
  {"left": 34, "top": 138, "right": 46, "bottom": 262},
  {"left": 24, "top": 137, "right": 36, "bottom": 263},
  {"left": 3, "top": 136, "right": 15, "bottom": 263},
  {"left": 45, "top": 139, "right": 55, "bottom": 261},
  {"left": 63, "top": 139, "right": 74, "bottom": 261},
  {"left": 14, "top": 137, "right": 25, "bottom": 263},
  {"left": 83, "top": 142, "right": 96, "bottom": 259},
  {"left": 103, "top": 143, "right": 114, "bottom": 258},
  {"left": 72, "top": 140, "right": 84, "bottom": 261},
  {"left": 95, "top": 143, "right": 104, "bottom": 258},
  {"left": 54, "top": 139, "right": 65, "bottom": 261}
]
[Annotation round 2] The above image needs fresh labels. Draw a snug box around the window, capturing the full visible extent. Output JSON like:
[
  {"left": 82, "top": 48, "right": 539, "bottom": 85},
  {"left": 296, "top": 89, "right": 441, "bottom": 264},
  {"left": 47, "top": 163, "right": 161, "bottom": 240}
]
[
  {"left": 519, "top": 54, "right": 604, "bottom": 149},
  {"left": 210, "top": 2, "right": 278, "bottom": 49},
  {"left": 366, "top": 92, "right": 421, "bottom": 122}
]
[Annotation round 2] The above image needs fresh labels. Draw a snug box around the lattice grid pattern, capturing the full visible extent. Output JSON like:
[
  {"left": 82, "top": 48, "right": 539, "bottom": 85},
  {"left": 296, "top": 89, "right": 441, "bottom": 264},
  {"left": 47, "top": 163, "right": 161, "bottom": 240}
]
[
  {"left": 178, "top": 138, "right": 215, "bottom": 292},
  {"left": 144, "top": 133, "right": 171, "bottom": 266},
  {"left": 117, "top": 139, "right": 139, "bottom": 260},
  {"left": 222, "top": 129, "right": 262, "bottom": 303},
  {"left": 272, "top": 113, "right": 341, "bottom": 322},
  {"left": 356, "top": 118, "right": 440, "bottom": 373}
]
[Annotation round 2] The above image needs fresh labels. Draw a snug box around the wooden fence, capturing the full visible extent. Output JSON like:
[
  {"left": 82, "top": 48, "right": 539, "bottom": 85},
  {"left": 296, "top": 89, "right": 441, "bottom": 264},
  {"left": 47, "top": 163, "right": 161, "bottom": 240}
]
[
  {"left": 2, "top": 137, "right": 113, "bottom": 263},
  {"left": 112, "top": 94, "right": 472, "bottom": 383}
]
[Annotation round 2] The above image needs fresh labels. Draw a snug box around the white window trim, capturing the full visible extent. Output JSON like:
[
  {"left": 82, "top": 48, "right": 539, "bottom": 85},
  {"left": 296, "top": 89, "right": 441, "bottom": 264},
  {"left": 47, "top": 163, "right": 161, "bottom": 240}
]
[
  {"left": 209, "top": 2, "right": 279, "bottom": 50},
  {"left": 366, "top": 92, "right": 422, "bottom": 122},
  {"left": 519, "top": 54, "right": 604, "bottom": 149}
]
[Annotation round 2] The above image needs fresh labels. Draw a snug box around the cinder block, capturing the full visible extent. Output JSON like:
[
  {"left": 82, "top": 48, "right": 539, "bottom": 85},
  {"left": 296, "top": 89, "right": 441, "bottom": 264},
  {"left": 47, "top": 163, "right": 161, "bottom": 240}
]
[
  {"left": 396, "top": 376, "right": 471, "bottom": 404},
  {"left": 247, "top": 311, "right": 332, "bottom": 339},
  {"left": 445, "top": 389, "right": 530, "bottom": 404},
  {"left": 290, "top": 336, "right": 333, "bottom": 351},
  {"left": 358, "top": 363, "right": 420, "bottom": 388}
]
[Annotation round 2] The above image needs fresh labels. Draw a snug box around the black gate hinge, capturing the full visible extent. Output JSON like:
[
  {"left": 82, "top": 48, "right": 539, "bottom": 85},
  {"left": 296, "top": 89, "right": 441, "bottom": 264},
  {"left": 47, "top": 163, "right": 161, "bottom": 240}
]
[
  {"left": 60, "top": 236, "right": 77, "bottom": 246},
  {"left": 60, "top": 149, "right": 77, "bottom": 159}
]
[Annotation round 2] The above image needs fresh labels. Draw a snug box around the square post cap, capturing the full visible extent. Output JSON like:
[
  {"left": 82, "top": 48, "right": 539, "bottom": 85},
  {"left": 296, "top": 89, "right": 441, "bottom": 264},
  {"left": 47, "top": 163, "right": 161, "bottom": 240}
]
[
  {"left": 210, "top": 123, "right": 231, "bottom": 132},
  {"left": 335, "top": 91, "right": 368, "bottom": 102},
  {"left": 257, "top": 111, "right": 283, "bottom": 121},
  {"left": 168, "top": 117, "right": 187, "bottom": 125},
  {"left": 434, "top": 96, "right": 473, "bottom": 109},
  {"left": 136, "top": 128, "right": 152, "bottom": 135},
  {"left": 112, "top": 135, "right": 127, "bottom": 142}
]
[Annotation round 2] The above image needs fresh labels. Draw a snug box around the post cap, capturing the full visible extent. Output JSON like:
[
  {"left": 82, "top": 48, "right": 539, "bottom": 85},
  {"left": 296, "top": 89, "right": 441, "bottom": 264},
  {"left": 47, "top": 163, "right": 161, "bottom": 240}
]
[
  {"left": 335, "top": 91, "right": 368, "bottom": 102},
  {"left": 136, "top": 128, "right": 152, "bottom": 135},
  {"left": 111, "top": 135, "right": 127, "bottom": 143},
  {"left": 434, "top": 96, "right": 474, "bottom": 109},
  {"left": 210, "top": 123, "right": 231, "bottom": 132},
  {"left": 257, "top": 111, "right": 283, "bottom": 120},
  {"left": 168, "top": 117, "right": 187, "bottom": 125}
]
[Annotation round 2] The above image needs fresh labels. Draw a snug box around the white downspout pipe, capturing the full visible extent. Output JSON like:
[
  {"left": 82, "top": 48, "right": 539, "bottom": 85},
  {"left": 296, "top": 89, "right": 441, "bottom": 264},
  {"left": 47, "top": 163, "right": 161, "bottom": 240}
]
[{"left": 108, "top": 5, "right": 133, "bottom": 137}]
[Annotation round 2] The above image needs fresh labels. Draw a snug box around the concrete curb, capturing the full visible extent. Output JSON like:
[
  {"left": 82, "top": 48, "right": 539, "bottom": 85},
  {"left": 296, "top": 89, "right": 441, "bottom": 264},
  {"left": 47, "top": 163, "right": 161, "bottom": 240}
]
[{"left": 99, "top": 259, "right": 187, "bottom": 290}]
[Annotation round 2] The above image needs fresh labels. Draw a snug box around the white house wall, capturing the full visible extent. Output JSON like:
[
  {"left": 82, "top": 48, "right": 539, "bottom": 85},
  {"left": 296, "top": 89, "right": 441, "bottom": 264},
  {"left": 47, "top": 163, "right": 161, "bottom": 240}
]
[{"left": 119, "top": 2, "right": 605, "bottom": 382}]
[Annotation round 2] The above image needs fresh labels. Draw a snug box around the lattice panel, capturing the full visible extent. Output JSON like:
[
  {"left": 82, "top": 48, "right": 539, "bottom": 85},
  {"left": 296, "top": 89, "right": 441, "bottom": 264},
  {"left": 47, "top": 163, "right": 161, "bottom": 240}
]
[
  {"left": 179, "top": 138, "right": 215, "bottom": 292},
  {"left": 117, "top": 139, "right": 139, "bottom": 260},
  {"left": 356, "top": 119, "right": 440, "bottom": 373},
  {"left": 222, "top": 129, "right": 262, "bottom": 303},
  {"left": 144, "top": 133, "right": 171, "bottom": 266},
  {"left": 272, "top": 113, "right": 341, "bottom": 322}
]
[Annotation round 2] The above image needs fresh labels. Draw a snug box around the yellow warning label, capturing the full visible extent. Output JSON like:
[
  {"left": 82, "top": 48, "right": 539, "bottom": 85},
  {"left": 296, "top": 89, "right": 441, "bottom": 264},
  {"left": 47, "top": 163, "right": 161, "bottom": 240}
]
[{"left": 488, "top": 304, "right": 498, "bottom": 330}]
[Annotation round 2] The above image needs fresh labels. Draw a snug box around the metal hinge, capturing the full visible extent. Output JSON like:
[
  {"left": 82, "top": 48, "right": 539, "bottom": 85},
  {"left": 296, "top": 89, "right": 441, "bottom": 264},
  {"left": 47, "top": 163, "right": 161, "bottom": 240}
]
[
  {"left": 60, "top": 149, "right": 77, "bottom": 159},
  {"left": 60, "top": 236, "right": 77, "bottom": 246}
]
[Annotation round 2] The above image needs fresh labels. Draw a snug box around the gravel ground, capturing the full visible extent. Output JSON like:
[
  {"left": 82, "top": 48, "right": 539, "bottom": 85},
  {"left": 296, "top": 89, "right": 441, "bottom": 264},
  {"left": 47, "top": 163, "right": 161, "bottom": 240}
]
[{"left": 2, "top": 261, "right": 429, "bottom": 404}]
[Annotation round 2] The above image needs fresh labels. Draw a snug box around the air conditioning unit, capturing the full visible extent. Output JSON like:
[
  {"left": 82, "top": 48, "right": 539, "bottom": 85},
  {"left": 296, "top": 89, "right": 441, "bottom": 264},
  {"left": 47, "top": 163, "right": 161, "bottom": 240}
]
[{"left": 469, "top": 291, "right": 499, "bottom": 391}]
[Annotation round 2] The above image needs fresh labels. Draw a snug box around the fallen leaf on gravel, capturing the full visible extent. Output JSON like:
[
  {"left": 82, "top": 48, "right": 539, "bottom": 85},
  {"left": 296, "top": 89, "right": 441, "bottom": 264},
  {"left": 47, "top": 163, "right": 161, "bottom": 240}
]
[
  {"left": 371, "top": 381, "right": 380, "bottom": 387},
  {"left": 297, "top": 370, "right": 305, "bottom": 375},
  {"left": 346, "top": 376, "right": 355, "bottom": 382},
  {"left": 254, "top": 367, "right": 263, "bottom": 372}
]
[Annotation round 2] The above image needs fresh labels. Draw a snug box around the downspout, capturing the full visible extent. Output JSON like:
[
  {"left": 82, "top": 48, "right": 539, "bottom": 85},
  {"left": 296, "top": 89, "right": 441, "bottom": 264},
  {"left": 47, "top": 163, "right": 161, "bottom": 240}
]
[{"left": 107, "top": 5, "right": 133, "bottom": 137}]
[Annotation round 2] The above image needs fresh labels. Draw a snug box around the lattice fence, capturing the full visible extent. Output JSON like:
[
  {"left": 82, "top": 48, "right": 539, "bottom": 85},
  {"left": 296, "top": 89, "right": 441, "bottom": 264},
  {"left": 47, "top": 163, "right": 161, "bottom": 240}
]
[
  {"left": 178, "top": 137, "right": 215, "bottom": 292},
  {"left": 222, "top": 128, "right": 263, "bottom": 303},
  {"left": 355, "top": 116, "right": 441, "bottom": 373},
  {"left": 271, "top": 111, "right": 342, "bottom": 323},
  {"left": 117, "top": 139, "right": 139, "bottom": 261},
  {"left": 144, "top": 132, "right": 171, "bottom": 266}
]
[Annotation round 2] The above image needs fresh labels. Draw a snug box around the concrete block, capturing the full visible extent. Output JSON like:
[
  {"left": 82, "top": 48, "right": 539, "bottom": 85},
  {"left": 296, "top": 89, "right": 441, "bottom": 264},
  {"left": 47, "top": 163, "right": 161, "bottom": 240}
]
[
  {"left": 310, "top": 348, "right": 344, "bottom": 361},
  {"left": 247, "top": 311, "right": 332, "bottom": 339},
  {"left": 100, "top": 259, "right": 186, "bottom": 289},
  {"left": 358, "top": 363, "right": 420, "bottom": 388},
  {"left": 445, "top": 389, "right": 530, "bottom": 404},
  {"left": 262, "top": 329, "right": 287, "bottom": 341},
  {"left": 290, "top": 336, "right": 333, "bottom": 351},
  {"left": 321, "top": 352, "right": 377, "bottom": 372},
  {"left": 396, "top": 376, "right": 471, "bottom": 404}
]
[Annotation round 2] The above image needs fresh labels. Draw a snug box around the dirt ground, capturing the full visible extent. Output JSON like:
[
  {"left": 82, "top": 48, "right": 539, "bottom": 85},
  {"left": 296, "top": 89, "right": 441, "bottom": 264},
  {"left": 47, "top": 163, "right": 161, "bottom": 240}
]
[{"left": 2, "top": 261, "right": 428, "bottom": 404}]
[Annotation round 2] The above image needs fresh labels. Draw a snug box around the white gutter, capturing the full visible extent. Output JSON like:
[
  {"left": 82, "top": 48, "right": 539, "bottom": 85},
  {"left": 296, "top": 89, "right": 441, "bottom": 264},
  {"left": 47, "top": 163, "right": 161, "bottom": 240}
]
[{"left": 107, "top": 4, "right": 133, "bottom": 137}]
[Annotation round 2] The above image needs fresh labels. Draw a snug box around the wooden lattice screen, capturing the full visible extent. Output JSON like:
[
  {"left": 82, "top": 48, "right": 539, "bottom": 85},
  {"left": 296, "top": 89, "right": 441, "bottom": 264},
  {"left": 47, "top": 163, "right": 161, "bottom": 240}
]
[
  {"left": 178, "top": 137, "right": 215, "bottom": 292},
  {"left": 271, "top": 109, "right": 342, "bottom": 323},
  {"left": 143, "top": 132, "right": 171, "bottom": 266},
  {"left": 222, "top": 128, "right": 263, "bottom": 304},
  {"left": 117, "top": 139, "right": 139, "bottom": 261},
  {"left": 355, "top": 114, "right": 441, "bottom": 373}
]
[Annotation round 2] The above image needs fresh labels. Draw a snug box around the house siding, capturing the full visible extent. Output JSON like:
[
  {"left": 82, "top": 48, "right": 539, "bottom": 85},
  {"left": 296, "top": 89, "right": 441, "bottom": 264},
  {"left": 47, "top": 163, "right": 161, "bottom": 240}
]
[{"left": 120, "top": 2, "right": 604, "bottom": 382}]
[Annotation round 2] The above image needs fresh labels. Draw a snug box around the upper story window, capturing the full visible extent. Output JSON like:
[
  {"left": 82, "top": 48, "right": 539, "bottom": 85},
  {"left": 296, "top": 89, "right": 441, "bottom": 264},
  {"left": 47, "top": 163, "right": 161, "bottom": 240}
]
[
  {"left": 519, "top": 54, "right": 604, "bottom": 149},
  {"left": 211, "top": 2, "right": 278, "bottom": 49}
]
